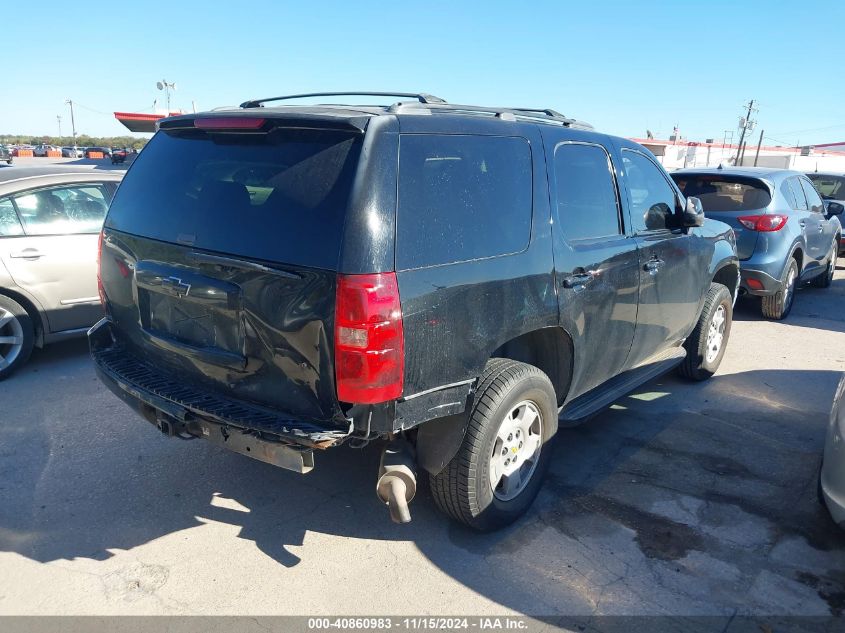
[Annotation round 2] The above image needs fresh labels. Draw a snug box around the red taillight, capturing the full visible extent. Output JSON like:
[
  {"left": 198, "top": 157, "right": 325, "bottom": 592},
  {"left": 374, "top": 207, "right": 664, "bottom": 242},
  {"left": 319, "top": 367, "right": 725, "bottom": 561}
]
[
  {"left": 335, "top": 273, "right": 404, "bottom": 404},
  {"left": 193, "top": 117, "right": 266, "bottom": 130},
  {"left": 96, "top": 230, "right": 107, "bottom": 306},
  {"left": 737, "top": 214, "right": 788, "bottom": 232}
]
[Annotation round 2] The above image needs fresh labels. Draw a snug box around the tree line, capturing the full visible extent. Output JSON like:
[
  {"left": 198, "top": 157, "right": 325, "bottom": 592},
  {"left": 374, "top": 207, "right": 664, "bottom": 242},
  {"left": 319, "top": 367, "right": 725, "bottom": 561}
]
[{"left": 0, "top": 134, "right": 148, "bottom": 149}]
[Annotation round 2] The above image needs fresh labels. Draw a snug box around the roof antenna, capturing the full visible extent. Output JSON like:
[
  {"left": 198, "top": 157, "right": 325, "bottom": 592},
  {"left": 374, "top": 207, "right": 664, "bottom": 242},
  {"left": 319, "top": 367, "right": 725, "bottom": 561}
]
[{"left": 717, "top": 163, "right": 724, "bottom": 170}]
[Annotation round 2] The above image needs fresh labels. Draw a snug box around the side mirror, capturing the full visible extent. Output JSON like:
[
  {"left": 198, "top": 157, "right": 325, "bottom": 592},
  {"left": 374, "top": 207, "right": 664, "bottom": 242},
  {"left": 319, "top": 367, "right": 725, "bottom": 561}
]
[
  {"left": 826, "top": 201, "right": 844, "bottom": 216},
  {"left": 682, "top": 196, "right": 705, "bottom": 227}
]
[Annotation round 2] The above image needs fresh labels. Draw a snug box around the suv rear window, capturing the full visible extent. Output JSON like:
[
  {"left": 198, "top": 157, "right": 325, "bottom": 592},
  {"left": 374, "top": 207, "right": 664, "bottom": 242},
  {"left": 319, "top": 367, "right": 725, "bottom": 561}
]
[
  {"left": 105, "top": 127, "right": 362, "bottom": 269},
  {"left": 671, "top": 175, "right": 771, "bottom": 211},
  {"left": 396, "top": 134, "right": 532, "bottom": 269}
]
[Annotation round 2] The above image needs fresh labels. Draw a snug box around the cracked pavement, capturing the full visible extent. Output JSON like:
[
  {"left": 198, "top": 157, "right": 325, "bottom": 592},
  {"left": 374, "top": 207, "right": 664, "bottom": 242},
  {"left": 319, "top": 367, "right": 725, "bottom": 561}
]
[{"left": 0, "top": 268, "right": 844, "bottom": 618}]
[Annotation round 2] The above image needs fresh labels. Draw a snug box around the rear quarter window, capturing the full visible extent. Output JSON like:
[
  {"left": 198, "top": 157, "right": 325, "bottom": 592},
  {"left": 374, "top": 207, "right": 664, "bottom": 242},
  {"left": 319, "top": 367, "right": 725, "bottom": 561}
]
[{"left": 396, "top": 134, "right": 532, "bottom": 270}]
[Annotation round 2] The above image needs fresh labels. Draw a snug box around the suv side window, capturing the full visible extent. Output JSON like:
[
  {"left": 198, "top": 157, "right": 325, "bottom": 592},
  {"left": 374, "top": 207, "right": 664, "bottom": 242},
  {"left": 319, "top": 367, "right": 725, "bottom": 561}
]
[
  {"left": 0, "top": 197, "right": 23, "bottom": 236},
  {"left": 787, "top": 177, "right": 808, "bottom": 211},
  {"left": 800, "top": 177, "right": 825, "bottom": 213},
  {"left": 553, "top": 143, "right": 621, "bottom": 240},
  {"left": 12, "top": 184, "right": 111, "bottom": 236},
  {"left": 396, "top": 134, "right": 532, "bottom": 270},
  {"left": 621, "top": 150, "right": 678, "bottom": 232}
]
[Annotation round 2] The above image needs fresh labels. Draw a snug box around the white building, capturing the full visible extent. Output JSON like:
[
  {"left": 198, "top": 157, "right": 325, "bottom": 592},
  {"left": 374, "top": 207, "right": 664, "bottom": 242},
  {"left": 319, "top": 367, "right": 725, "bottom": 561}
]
[{"left": 634, "top": 137, "right": 845, "bottom": 173}]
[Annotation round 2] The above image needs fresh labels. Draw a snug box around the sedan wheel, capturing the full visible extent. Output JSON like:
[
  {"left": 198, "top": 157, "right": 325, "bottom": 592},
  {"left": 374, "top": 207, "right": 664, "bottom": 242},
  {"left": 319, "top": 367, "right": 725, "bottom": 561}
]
[
  {"left": 0, "top": 296, "right": 34, "bottom": 379},
  {"left": 0, "top": 307, "right": 24, "bottom": 370}
]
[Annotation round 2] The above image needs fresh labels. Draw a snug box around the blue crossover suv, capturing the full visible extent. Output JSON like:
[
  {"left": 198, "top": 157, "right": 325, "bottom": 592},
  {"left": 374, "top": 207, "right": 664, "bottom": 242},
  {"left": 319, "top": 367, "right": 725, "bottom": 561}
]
[{"left": 672, "top": 167, "right": 842, "bottom": 319}]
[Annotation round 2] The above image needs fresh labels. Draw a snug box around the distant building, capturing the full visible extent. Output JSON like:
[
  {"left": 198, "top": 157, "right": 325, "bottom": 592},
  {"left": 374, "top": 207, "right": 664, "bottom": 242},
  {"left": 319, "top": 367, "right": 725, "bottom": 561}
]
[{"left": 632, "top": 137, "right": 845, "bottom": 172}]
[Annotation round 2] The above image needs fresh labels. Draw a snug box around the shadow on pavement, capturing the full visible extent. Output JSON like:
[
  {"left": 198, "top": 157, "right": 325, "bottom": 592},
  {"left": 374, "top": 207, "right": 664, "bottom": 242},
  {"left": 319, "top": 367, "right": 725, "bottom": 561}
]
[{"left": 1, "top": 338, "right": 844, "bottom": 615}]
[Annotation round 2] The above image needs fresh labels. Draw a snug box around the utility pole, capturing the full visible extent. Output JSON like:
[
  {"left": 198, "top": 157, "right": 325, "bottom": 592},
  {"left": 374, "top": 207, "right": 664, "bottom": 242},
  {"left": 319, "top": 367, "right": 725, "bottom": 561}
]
[
  {"left": 753, "top": 129, "right": 765, "bottom": 166},
  {"left": 57, "top": 115, "right": 62, "bottom": 138},
  {"left": 65, "top": 99, "right": 77, "bottom": 142},
  {"left": 735, "top": 99, "right": 757, "bottom": 165}
]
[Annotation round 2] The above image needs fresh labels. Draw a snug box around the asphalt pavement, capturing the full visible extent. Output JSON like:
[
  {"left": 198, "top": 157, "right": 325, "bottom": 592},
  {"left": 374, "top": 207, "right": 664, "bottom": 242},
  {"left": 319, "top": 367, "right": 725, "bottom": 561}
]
[{"left": 0, "top": 226, "right": 844, "bottom": 618}]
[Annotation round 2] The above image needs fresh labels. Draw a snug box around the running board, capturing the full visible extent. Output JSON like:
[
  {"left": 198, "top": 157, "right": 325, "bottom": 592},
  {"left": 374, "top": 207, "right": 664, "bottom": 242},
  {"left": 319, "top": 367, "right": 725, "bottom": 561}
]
[{"left": 559, "top": 347, "right": 686, "bottom": 422}]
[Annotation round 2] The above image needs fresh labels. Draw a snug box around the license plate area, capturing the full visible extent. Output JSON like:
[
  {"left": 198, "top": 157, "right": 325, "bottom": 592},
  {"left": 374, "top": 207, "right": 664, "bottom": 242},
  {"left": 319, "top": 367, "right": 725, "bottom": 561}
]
[{"left": 135, "top": 260, "right": 243, "bottom": 359}]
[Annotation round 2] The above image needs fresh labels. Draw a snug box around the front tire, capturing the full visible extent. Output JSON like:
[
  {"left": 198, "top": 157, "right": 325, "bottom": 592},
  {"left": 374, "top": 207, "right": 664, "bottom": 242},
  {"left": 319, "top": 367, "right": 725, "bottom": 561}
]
[
  {"left": 762, "top": 258, "right": 798, "bottom": 320},
  {"left": 0, "top": 295, "right": 35, "bottom": 380},
  {"left": 679, "top": 282, "right": 732, "bottom": 381},
  {"left": 429, "top": 359, "right": 557, "bottom": 531}
]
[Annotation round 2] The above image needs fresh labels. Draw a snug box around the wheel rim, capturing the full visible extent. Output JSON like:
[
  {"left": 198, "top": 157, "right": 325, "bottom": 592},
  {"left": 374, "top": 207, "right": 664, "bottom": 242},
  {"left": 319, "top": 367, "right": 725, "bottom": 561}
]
[
  {"left": 705, "top": 304, "right": 726, "bottom": 364},
  {"left": 784, "top": 265, "right": 797, "bottom": 311},
  {"left": 0, "top": 307, "right": 24, "bottom": 370},
  {"left": 829, "top": 249, "right": 837, "bottom": 281},
  {"left": 489, "top": 400, "right": 543, "bottom": 501}
]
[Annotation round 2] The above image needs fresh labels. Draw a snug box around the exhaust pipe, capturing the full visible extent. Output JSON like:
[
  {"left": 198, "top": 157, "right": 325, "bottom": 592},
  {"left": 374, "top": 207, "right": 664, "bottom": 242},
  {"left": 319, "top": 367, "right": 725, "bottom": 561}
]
[{"left": 376, "top": 439, "right": 417, "bottom": 524}]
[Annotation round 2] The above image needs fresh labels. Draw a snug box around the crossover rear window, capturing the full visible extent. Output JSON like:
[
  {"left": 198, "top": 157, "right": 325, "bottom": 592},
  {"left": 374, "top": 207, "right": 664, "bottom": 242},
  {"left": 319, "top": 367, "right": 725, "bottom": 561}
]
[
  {"left": 105, "top": 127, "right": 362, "bottom": 269},
  {"left": 396, "top": 134, "right": 532, "bottom": 270},
  {"left": 672, "top": 175, "right": 771, "bottom": 212}
]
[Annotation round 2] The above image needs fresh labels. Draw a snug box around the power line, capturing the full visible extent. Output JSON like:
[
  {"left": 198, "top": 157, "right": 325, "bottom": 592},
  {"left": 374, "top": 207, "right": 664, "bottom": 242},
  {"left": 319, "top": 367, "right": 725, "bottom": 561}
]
[{"left": 767, "top": 122, "right": 845, "bottom": 137}]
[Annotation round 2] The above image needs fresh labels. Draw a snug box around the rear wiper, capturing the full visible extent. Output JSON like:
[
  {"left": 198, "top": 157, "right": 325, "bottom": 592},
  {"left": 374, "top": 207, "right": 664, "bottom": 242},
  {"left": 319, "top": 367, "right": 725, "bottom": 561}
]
[{"left": 187, "top": 251, "right": 302, "bottom": 279}]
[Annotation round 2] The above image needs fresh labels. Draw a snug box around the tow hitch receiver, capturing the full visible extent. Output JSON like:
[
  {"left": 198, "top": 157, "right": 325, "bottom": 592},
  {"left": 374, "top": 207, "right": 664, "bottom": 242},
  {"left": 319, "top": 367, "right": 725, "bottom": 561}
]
[{"left": 376, "top": 439, "right": 417, "bottom": 524}]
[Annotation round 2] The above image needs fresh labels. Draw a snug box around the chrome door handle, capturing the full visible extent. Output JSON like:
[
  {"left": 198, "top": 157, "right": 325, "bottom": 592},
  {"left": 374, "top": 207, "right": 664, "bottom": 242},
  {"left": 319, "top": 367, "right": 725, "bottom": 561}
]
[
  {"left": 644, "top": 258, "right": 665, "bottom": 275},
  {"left": 818, "top": 226, "right": 824, "bottom": 232},
  {"left": 562, "top": 271, "right": 595, "bottom": 290},
  {"left": 10, "top": 249, "right": 45, "bottom": 259}
]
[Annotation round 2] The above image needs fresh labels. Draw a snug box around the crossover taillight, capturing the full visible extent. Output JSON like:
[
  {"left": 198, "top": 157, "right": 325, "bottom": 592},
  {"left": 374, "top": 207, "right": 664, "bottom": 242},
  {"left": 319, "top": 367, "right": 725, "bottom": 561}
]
[
  {"left": 737, "top": 214, "right": 788, "bottom": 232},
  {"left": 96, "top": 230, "right": 107, "bottom": 307},
  {"left": 335, "top": 273, "right": 404, "bottom": 404}
]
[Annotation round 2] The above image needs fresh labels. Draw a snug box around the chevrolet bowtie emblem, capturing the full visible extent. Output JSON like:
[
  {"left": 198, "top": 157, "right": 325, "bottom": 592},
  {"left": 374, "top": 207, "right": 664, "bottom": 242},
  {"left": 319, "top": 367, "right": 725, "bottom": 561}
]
[{"left": 161, "top": 276, "right": 191, "bottom": 297}]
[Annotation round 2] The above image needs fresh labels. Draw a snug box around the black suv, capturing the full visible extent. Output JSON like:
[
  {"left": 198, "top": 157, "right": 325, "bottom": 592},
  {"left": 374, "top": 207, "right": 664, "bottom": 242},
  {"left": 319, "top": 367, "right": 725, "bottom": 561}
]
[{"left": 90, "top": 92, "right": 739, "bottom": 530}]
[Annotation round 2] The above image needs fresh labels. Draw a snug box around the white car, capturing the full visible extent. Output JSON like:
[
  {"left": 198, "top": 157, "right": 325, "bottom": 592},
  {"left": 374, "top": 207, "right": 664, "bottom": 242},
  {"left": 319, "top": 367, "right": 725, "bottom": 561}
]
[
  {"left": 33, "top": 145, "right": 60, "bottom": 157},
  {"left": 61, "top": 146, "right": 84, "bottom": 158}
]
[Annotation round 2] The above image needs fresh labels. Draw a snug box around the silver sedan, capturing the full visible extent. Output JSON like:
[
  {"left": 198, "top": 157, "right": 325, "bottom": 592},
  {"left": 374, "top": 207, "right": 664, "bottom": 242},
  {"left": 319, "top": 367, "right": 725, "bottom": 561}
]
[
  {"left": 821, "top": 373, "right": 845, "bottom": 527},
  {"left": 0, "top": 167, "right": 123, "bottom": 378}
]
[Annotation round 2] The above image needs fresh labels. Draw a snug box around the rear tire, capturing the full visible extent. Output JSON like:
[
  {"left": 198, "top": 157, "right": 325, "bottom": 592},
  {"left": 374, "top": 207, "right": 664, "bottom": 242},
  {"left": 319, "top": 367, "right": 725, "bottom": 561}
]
[
  {"left": 762, "top": 258, "right": 798, "bottom": 320},
  {"left": 0, "top": 295, "right": 35, "bottom": 380},
  {"left": 811, "top": 244, "right": 837, "bottom": 288},
  {"left": 429, "top": 358, "right": 557, "bottom": 531},
  {"left": 679, "top": 282, "right": 732, "bottom": 381}
]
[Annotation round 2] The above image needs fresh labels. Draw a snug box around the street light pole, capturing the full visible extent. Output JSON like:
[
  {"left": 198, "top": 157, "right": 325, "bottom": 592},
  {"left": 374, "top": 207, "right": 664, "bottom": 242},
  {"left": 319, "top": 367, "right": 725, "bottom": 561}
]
[
  {"left": 57, "top": 115, "right": 62, "bottom": 138},
  {"left": 65, "top": 99, "right": 77, "bottom": 141}
]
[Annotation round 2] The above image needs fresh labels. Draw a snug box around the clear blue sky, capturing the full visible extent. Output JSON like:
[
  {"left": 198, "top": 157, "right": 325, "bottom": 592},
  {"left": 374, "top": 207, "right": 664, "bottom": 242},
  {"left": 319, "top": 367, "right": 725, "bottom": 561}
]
[{"left": 3, "top": 0, "right": 844, "bottom": 146}]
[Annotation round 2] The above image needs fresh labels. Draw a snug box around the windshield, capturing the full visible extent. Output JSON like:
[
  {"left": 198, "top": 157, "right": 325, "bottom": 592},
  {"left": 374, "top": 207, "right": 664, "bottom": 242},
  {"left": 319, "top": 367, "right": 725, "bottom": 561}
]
[
  {"left": 671, "top": 175, "right": 772, "bottom": 211},
  {"left": 105, "top": 126, "right": 363, "bottom": 270},
  {"left": 808, "top": 174, "right": 845, "bottom": 200}
]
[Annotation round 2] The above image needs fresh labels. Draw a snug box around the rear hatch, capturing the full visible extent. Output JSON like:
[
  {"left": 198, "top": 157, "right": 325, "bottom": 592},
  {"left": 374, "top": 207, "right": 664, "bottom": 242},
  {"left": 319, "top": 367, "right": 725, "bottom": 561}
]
[
  {"left": 100, "top": 115, "right": 366, "bottom": 424},
  {"left": 672, "top": 173, "right": 772, "bottom": 260}
]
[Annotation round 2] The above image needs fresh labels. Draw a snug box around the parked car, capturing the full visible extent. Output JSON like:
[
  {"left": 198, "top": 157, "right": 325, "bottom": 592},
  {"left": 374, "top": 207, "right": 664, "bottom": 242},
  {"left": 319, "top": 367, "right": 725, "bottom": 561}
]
[
  {"left": 0, "top": 167, "right": 123, "bottom": 379},
  {"left": 61, "top": 146, "right": 84, "bottom": 158},
  {"left": 110, "top": 148, "right": 127, "bottom": 164},
  {"left": 821, "top": 373, "right": 845, "bottom": 529},
  {"left": 84, "top": 146, "right": 112, "bottom": 159},
  {"left": 33, "top": 144, "right": 60, "bottom": 157},
  {"left": 807, "top": 172, "right": 845, "bottom": 255},
  {"left": 672, "top": 167, "right": 842, "bottom": 320},
  {"left": 0, "top": 145, "right": 12, "bottom": 165},
  {"left": 90, "top": 92, "right": 738, "bottom": 530},
  {"left": 12, "top": 145, "right": 35, "bottom": 157}
]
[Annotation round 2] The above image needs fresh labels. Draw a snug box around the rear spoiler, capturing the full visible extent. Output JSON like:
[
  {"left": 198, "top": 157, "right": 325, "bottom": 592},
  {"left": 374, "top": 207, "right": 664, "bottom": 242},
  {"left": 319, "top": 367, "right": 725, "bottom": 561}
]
[{"left": 158, "top": 112, "right": 369, "bottom": 134}]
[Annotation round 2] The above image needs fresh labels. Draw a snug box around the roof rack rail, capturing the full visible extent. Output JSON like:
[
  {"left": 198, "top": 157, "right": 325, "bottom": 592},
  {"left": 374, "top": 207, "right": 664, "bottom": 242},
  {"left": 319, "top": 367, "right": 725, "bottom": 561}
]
[
  {"left": 394, "top": 102, "right": 591, "bottom": 129},
  {"left": 240, "top": 92, "right": 447, "bottom": 109}
]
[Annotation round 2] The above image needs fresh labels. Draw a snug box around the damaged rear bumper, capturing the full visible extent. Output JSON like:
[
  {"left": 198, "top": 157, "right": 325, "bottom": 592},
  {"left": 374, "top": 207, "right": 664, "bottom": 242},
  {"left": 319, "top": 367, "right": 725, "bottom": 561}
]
[{"left": 88, "top": 318, "right": 351, "bottom": 473}]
